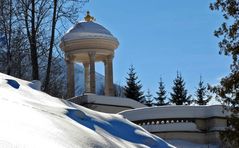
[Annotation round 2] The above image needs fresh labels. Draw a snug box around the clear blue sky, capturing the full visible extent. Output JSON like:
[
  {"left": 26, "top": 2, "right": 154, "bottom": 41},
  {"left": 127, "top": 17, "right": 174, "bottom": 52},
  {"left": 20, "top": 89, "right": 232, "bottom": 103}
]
[{"left": 79, "top": 0, "right": 231, "bottom": 97}]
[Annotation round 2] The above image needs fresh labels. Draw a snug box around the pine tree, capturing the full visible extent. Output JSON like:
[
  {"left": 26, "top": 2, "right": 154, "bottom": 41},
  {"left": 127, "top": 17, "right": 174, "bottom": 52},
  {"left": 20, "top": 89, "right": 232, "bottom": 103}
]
[
  {"left": 143, "top": 89, "right": 154, "bottom": 107},
  {"left": 155, "top": 77, "right": 169, "bottom": 106},
  {"left": 124, "top": 65, "right": 144, "bottom": 102},
  {"left": 194, "top": 76, "right": 211, "bottom": 105},
  {"left": 210, "top": 1, "right": 239, "bottom": 146},
  {"left": 170, "top": 72, "right": 191, "bottom": 105}
]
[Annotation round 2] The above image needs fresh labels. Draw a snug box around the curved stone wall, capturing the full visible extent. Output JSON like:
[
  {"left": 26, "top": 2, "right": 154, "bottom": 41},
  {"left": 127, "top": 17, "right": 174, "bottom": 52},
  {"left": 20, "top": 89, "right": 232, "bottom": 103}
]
[{"left": 119, "top": 105, "right": 230, "bottom": 144}]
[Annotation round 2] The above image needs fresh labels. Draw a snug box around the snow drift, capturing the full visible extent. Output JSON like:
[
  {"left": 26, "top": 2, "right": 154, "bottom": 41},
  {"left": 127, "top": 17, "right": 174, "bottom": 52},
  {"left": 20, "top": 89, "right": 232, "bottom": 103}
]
[{"left": 0, "top": 73, "right": 173, "bottom": 148}]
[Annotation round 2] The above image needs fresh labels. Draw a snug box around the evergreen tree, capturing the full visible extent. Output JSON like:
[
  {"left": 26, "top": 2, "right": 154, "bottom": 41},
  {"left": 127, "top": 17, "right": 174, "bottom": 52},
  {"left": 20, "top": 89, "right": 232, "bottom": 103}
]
[
  {"left": 124, "top": 65, "right": 144, "bottom": 102},
  {"left": 210, "top": 1, "right": 239, "bottom": 146},
  {"left": 194, "top": 76, "right": 211, "bottom": 105},
  {"left": 155, "top": 77, "right": 169, "bottom": 106},
  {"left": 143, "top": 89, "right": 154, "bottom": 107},
  {"left": 170, "top": 72, "right": 191, "bottom": 105}
]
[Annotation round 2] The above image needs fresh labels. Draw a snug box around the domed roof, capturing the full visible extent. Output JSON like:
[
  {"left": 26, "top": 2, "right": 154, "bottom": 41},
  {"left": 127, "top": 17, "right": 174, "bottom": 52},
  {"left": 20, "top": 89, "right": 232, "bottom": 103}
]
[
  {"left": 61, "top": 21, "right": 117, "bottom": 41},
  {"left": 70, "top": 21, "right": 112, "bottom": 35},
  {"left": 60, "top": 11, "right": 119, "bottom": 58}
]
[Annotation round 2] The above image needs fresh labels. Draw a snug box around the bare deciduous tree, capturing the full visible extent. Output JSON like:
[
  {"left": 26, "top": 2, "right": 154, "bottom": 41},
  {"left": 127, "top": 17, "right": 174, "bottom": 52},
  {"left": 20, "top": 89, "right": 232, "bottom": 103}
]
[{"left": 0, "top": 0, "right": 89, "bottom": 97}]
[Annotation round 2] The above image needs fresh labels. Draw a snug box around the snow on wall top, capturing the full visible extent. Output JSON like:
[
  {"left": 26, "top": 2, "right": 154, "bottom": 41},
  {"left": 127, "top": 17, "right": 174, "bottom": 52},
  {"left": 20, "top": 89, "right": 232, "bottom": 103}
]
[
  {"left": 0, "top": 72, "right": 173, "bottom": 148},
  {"left": 69, "top": 94, "right": 146, "bottom": 109},
  {"left": 119, "top": 105, "right": 230, "bottom": 121}
]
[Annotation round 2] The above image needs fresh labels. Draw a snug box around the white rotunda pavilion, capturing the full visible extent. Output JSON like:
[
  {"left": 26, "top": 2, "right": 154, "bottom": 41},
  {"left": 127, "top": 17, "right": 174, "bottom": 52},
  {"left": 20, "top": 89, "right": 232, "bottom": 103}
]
[{"left": 60, "top": 11, "right": 119, "bottom": 98}]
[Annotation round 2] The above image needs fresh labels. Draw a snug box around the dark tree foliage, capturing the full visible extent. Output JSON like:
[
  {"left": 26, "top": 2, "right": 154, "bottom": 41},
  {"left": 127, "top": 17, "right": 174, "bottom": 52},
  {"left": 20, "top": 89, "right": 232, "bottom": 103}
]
[
  {"left": 170, "top": 72, "right": 191, "bottom": 105},
  {"left": 143, "top": 89, "right": 154, "bottom": 107},
  {"left": 124, "top": 65, "right": 144, "bottom": 102},
  {"left": 210, "top": 0, "right": 239, "bottom": 147},
  {"left": 194, "top": 76, "right": 211, "bottom": 105},
  {"left": 155, "top": 77, "right": 169, "bottom": 106}
]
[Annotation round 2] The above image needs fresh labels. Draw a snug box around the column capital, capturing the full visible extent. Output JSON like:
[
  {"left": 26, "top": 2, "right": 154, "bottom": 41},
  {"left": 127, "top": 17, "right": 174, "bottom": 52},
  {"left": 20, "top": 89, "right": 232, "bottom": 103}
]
[
  {"left": 65, "top": 54, "right": 75, "bottom": 62},
  {"left": 107, "top": 54, "right": 114, "bottom": 60},
  {"left": 103, "top": 54, "right": 114, "bottom": 64},
  {"left": 88, "top": 51, "right": 96, "bottom": 59},
  {"left": 103, "top": 59, "right": 107, "bottom": 65},
  {"left": 83, "top": 61, "right": 90, "bottom": 66}
]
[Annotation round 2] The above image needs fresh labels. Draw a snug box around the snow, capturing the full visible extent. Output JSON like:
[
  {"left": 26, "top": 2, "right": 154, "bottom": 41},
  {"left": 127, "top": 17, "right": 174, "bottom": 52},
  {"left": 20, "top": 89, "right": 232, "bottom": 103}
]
[
  {"left": 28, "top": 80, "right": 41, "bottom": 90},
  {"left": 119, "top": 105, "right": 230, "bottom": 121},
  {"left": 62, "top": 21, "right": 118, "bottom": 42},
  {"left": 0, "top": 73, "right": 173, "bottom": 148},
  {"left": 66, "top": 21, "right": 113, "bottom": 35},
  {"left": 69, "top": 94, "right": 146, "bottom": 109}
]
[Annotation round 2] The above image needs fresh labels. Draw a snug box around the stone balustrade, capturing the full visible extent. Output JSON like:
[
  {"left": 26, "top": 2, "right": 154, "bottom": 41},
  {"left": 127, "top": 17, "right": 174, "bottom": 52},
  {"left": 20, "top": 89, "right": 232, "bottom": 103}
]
[{"left": 119, "top": 105, "right": 230, "bottom": 144}]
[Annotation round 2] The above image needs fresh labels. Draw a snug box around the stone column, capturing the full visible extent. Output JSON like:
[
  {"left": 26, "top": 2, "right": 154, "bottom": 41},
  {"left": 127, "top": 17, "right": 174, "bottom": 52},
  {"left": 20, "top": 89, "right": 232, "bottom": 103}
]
[
  {"left": 83, "top": 62, "right": 90, "bottom": 93},
  {"left": 66, "top": 58, "right": 75, "bottom": 98},
  {"left": 88, "top": 52, "right": 96, "bottom": 93},
  {"left": 104, "top": 60, "right": 109, "bottom": 95},
  {"left": 104, "top": 54, "right": 114, "bottom": 96}
]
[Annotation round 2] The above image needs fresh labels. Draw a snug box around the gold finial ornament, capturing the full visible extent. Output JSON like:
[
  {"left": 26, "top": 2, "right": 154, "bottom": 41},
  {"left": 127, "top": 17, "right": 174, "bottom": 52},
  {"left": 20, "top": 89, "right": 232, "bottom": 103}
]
[{"left": 84, "top": 11, "right": 95, "bottom": 22}]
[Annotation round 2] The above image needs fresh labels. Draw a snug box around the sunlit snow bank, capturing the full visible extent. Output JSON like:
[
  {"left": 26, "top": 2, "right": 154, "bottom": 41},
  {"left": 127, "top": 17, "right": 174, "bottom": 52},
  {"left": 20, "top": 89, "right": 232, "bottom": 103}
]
[{"left": 0, "top": 73, "right": 173, "bottom": 148}]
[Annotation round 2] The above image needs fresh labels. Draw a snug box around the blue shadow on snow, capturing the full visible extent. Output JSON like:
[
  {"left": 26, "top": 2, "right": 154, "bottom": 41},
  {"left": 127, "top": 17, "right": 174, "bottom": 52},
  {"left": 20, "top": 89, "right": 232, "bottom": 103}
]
[
  {"left": 66, "top": 109, "right": 169, "bottom": 148},
  {"left": 6, "top": 79, "right": 20, "bottom": 89}
]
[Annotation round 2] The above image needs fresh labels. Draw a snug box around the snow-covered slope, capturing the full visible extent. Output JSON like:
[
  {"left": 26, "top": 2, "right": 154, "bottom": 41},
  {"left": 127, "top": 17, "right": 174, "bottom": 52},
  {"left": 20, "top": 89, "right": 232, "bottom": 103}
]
[{"left": 0, "top": 73, "right": 173, "bottom": 148}]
